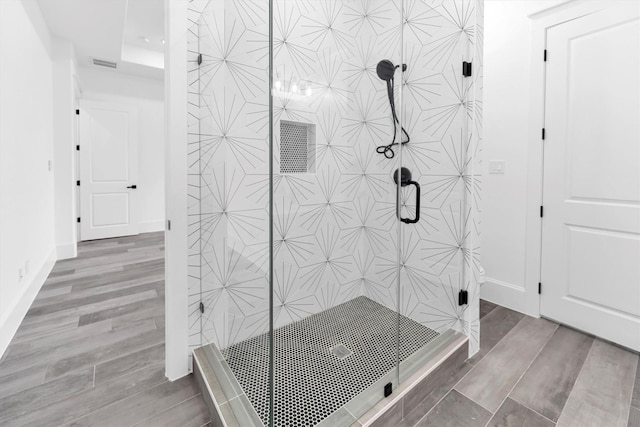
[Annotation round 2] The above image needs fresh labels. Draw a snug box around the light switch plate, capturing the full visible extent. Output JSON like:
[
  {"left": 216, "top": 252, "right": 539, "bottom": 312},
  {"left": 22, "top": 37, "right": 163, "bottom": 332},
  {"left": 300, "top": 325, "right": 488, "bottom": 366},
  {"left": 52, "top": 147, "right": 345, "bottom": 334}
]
[{"left": 489, "top": 160, "right": 506, "bottom": 174}]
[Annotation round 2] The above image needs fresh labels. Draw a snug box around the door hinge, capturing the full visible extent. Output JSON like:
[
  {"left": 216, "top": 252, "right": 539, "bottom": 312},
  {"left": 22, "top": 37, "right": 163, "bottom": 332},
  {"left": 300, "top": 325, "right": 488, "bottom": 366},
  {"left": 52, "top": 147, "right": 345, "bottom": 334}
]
[
  {"left": 458, "top": 289, "right": 468, "bottom": 306},
  {"left": 542, "top": 128, "right": 546, "bottom": 140},
  {"left": 462, "top": 61, "right": 472, "bottom": 77},
  {"left": 76, "top": 145, "right": 80, "bottom": 151},
  {"left": 197, "top": 53, "right": 203, "bottom": 65},
  {"left": 538, "top": 282, "right": 542, "bottom": 294},
  {"left": 75, "top": 109, "right": 80, "bottom": 115},
  {"left": 77, "top": 217, "right": 81, "bottom": 223},
  {"left": 544, "top": 49, "right": 547, "bottom": 62},
  {"left": 167, "top": 219, "right": 171, "bottom": 231},
  {"left": 199, "top": 302, "right": 205, "bottom": 314},
  {"left": 540, "top": 206, "right": 544, "bottom": 218},
  {"left": 76, "top": 180, "right": 80, "bottom": 186}
]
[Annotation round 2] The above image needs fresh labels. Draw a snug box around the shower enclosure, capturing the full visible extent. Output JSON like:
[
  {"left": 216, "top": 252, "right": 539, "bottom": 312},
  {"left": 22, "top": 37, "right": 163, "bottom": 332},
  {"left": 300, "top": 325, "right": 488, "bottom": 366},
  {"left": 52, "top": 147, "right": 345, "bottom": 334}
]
[{"left": 186, "top": 0, "right": 483, "bottom": 425}]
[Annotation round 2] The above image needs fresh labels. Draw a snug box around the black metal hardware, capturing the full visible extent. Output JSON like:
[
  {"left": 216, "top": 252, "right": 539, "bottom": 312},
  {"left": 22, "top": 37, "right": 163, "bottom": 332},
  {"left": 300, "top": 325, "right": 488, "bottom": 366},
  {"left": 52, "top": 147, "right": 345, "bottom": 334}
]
[
  {"left": 76, "top": 180, "right": 80, "bottom": 186},
  {"left": 167, "top": 220, "right": 171, "bottom": 231},
  {"left": 462, "top": 61, "right": 472, "bottom": 77},
  {"left": 75, "top": 109, "right": 80, "bottom": 115},
  {"left": 458, "top": 290, "right": 468, "bottom": 306},
  {"left": 544, "top": 49, "right": 547, "bottom": 62},
  {"left": 376, "top": 60, "right": 410, "bottom": 158},
  {"left": 77, "top": 217, "right": 81, "bottom": 223},
  {"left": 384, "top": 382, "right": 392, "bottom": 397},
  {"left": 76, "top": 145, "right": 80, "bottom": 151},
  {"left": 394, "top": 168, "right": 420, "bottom": 224},
  {"left": 126, "top": 185, "right": 137, "bottom": 189},
  {"left": 197, "top": 53, "right": 203, "bottom": 65},
  {"left": 542, "top": 128, "right": 546, "bottom": 140},
  {"left": 199, "top": 302, "right": 205, "bottom": 314},
  {"left": 540, "top": 206, "right": 544, "bottom": 218},
  {"left": 538, "top": 283, "right": 542, "bottom": 294}
]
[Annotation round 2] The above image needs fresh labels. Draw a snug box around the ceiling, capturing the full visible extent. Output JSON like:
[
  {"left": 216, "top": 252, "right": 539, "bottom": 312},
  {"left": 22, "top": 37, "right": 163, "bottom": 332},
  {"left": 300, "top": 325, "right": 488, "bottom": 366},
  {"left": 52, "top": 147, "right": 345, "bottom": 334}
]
[{"left": 37, "top": 0, "right": 164, "bottom": 80}]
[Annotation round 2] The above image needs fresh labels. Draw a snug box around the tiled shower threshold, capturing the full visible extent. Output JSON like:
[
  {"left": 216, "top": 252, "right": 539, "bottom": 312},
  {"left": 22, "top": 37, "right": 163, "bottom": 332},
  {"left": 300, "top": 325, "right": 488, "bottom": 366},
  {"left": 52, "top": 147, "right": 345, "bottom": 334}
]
[{"left": 193, "top": 297, "right": 468, "bottom": 426}]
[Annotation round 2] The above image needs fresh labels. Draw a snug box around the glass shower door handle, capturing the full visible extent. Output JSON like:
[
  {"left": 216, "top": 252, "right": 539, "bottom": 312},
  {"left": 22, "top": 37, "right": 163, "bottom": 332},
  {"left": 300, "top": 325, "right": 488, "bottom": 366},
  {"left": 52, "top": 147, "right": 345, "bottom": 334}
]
[{"left": 394, "top": 167, "right": 420, "bottom": 224}]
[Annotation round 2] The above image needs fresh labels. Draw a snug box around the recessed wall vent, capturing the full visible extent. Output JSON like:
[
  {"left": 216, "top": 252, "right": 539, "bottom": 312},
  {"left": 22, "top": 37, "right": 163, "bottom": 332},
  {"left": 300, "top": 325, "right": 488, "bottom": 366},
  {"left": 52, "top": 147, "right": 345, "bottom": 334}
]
[
  {"left": 92, "top": 58, "right": 118, "bottom": 69},
  {"left": 280, "top": 120, "right": 316, "bottom": 174}
]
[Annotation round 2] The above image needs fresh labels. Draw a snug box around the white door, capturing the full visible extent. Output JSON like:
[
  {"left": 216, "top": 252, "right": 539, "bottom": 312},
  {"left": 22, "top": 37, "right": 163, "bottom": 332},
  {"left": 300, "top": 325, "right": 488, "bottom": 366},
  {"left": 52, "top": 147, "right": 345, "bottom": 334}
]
[
  {"left": 79, "top": 100, "right": 139, "bottom": 240},
  {"left": 541, "top": 2, "right": 640, "bottom": 351}
]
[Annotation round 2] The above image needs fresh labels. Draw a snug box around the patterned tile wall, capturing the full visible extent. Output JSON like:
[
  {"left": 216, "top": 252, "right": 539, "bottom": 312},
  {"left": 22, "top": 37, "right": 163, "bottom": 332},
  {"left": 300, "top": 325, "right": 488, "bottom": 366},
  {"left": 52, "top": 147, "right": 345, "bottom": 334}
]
[{"left": 186, "top": 0, "right": 483, "bottom": 356}]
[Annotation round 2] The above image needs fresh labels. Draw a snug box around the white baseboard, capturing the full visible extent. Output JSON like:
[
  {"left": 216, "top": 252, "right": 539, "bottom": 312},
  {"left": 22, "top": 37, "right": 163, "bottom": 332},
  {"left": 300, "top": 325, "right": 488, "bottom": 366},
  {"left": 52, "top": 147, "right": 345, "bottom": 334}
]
[
  {"left": 481, "top": 277, "right": 539, "bottom": 318},
  {"left": 56, "top": 241, "right": 77, "bottom": 260},
  {"left": 0, "top": 249, "right": 56, "bottom": 359},
  {"left": 138, "top": 220, "right": 165, "bottom": 234}
]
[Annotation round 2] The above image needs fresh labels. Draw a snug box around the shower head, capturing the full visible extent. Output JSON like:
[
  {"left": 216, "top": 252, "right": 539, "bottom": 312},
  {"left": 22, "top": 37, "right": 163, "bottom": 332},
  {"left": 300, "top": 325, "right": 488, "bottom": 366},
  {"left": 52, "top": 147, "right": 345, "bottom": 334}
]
[
  {"left": 376, "top": 60, "right": 408, "bottom": 81},
  {"left": 376, "top": 60, "right": 395, "bottom": 81}
]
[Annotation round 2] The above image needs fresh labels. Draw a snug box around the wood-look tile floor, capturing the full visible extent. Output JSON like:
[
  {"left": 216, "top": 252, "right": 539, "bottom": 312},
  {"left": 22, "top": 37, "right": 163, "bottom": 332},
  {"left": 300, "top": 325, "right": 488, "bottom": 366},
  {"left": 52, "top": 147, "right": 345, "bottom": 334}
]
[
  {"left": 1, "top": 232, "right": 638, "bottom": 427},
  {"left": 0, "top": 232, "right": 210, "bottom": 427},
  {"left": 403, "top": 300, "right": 640, "bottom": 427}
]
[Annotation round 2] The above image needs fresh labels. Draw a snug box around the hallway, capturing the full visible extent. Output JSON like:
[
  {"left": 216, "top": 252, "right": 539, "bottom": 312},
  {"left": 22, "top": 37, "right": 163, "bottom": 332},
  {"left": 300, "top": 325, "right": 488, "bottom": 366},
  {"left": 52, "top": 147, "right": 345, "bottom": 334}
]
[{"left": 0, "top": 233, "right": 209, "bottom": 426}]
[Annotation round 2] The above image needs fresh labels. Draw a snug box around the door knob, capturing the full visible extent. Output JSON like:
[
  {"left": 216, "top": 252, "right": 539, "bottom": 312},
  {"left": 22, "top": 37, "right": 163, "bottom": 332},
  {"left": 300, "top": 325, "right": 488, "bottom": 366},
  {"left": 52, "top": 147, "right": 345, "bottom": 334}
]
[{"left": 126, "top": 185, "right": 137, "bottom": 189}]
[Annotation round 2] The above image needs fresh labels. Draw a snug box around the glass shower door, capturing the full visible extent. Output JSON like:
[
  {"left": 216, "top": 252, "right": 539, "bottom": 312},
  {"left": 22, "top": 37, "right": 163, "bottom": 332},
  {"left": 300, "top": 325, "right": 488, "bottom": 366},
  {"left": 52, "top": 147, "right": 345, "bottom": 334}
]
[
  {"left": 397, "top": 0, "right": 482, "bottom": 380},
  {"left": 267, "top": 0, "right": 405, "bottom": 425}
]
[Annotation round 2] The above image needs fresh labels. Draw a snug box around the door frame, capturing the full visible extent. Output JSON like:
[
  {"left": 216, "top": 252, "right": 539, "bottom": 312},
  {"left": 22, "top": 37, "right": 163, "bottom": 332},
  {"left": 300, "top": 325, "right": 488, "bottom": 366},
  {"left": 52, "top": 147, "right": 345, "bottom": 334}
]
[{"left": 522, "top": 1, "right": 617, "bottom": 319}]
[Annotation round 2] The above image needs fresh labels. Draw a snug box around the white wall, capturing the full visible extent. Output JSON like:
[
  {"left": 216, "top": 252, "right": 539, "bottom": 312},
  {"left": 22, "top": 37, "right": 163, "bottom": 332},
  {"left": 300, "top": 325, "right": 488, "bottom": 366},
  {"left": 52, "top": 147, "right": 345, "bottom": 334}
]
[
  {"left": 481, "top": 1, "right": 534, "bottom": 312},
  {"left": 164, "top": 0, "right": 189, "bottom": 380},
  {"left": 0, "top": 0, "right": 57, "bottom": 356},
  {"left": 78, "top": 67, "right": 165, "bottom": 233}
]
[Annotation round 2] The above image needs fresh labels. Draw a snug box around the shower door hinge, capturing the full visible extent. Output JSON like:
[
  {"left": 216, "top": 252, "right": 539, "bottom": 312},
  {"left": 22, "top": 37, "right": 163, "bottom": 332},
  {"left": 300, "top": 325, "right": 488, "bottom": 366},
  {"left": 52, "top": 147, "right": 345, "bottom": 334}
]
[
  {"left": 76, "top": 180, "right": 80, "bottom": 186},
  {"left": 384, "top": 382, "right": 393, "bottom": 397},
  {"left": 76, "top": 145, "right": 80, "bottom": 151},
  {"left": 167, "top": 219, "right": 171, "bottom": 231},
  {"left": 542, "top": 128, "right": 546, "bottom": 140},
  {"left": 458, "top": 290, "right": 468, "bottom": 306},
  {"left": 75, "top": 109, "right": 80, "bottom": 115},
  {"left": 199, "top": 302, "right": 204, "bottom": 314},
  {"left": 77, "top": 217, "right": 81, "bottom": 223},
  {"left": 197, "top": 53, "right": 202, "bottom": 65},
  {"left": 538, "top": 282, "right": 542, "bottom": 294},
  {"left": 544, "top": 49, "right": 547, "bottom": 62},
  {"left": 540, "top": 206, "right": 544, "bottom": 218},
  {"left": 462, "top": 61, "right": 472, "bottom": 77}
]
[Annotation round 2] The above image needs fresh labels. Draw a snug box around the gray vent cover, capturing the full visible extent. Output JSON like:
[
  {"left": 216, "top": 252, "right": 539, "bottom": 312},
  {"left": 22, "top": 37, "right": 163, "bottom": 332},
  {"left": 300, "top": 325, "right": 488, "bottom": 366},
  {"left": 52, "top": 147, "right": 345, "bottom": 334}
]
[
  {"left": 280, "top": 120, "right": 315, "bottom": 174},
  {"left": 92, "top": 58, "right": 118, "bottom": 69}
]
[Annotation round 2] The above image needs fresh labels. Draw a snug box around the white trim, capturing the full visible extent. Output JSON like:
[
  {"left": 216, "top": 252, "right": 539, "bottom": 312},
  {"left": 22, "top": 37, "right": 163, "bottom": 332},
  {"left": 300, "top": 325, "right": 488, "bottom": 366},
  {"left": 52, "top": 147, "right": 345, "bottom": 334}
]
[
  {"left": 138, "top": 220, "right": 165, "bottom": 234},
  {"left": 56, "top": 242, "right": 77, "bottom": 260},
  {"left": 164, "top": 0, "right": 190, "bottom": 381},
  {"left": 0, "top": 249, "right": 56, "bottom": 359}
]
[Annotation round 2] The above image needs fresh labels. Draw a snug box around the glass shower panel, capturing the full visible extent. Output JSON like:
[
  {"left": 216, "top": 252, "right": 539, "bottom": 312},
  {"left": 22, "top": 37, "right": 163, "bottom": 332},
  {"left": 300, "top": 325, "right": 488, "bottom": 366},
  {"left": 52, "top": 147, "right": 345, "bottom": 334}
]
[
  {"left": 269, "top": 0, "right": 403, "bottom": 425},
  {"left": 397, "top": 0, "right": 482, "bottom": 373},
  {"left": 189, "top": 1, "right": 272, "bottom": 424}
]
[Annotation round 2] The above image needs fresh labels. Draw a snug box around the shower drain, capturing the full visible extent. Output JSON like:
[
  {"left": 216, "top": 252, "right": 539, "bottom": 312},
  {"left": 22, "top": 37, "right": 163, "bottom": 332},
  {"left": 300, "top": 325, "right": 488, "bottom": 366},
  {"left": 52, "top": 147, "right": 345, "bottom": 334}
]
[{"left": 330, "top": 343, "right": 353, "bottom": 359}]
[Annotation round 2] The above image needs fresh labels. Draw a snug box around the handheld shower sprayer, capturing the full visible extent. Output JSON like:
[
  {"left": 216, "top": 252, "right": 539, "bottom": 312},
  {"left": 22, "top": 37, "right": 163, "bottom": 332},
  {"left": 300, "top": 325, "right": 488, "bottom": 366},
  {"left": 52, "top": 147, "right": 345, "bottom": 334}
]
[{"left": 376, "top": 60, "right": 410, "bottom": 159}]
